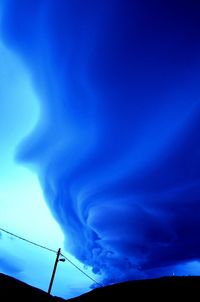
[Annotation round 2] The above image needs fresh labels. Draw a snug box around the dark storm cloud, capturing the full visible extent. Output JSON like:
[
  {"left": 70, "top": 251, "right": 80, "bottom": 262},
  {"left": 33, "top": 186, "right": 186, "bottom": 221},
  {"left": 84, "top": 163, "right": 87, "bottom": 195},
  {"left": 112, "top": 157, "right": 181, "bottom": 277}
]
[{"left": 2, "top": 0, "right": 200, "bottom": 284}]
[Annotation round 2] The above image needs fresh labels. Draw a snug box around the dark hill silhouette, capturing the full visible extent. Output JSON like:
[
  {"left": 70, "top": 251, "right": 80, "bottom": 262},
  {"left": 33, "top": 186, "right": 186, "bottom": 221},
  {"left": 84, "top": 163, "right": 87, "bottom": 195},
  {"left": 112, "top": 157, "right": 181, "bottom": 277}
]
[
  {"left": 0, "top": 273, "right": 64, "bottom": 302},
  {"left": 68, "top": 276, "right": 200, "bottom": 301},
  {"left": 1, "top": 273, "right": 200, "bottom": 301}
]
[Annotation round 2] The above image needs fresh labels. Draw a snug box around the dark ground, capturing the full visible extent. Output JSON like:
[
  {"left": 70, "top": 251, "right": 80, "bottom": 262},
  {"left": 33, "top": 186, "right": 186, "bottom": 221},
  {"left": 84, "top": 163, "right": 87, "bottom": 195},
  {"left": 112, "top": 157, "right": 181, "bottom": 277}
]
[
  {"left": 0, "top": 273, "right": 64, "bottom": 302},
  {"left": 1, "top": 273, "right": 200, "bottom": 301}
]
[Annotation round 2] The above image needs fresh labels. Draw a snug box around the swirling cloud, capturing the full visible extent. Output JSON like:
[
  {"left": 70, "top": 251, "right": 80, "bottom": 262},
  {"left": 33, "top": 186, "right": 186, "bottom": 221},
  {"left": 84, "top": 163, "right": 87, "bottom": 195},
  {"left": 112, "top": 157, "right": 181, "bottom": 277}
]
[{"left": 2, "top": 0, "right": 200, "bottom": 284}]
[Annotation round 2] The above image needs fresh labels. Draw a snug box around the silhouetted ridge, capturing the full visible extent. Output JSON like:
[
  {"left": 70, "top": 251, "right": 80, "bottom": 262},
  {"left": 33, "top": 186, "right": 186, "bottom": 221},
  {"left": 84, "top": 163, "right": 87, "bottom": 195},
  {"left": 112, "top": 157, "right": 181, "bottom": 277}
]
[
  {"left": 68, "top": 276, "right": 200, "bottom": 301},
  {"left": 1, "top": 273, "right": 200, "bottom": 301},
  {"left": 0, "top": 273, "right": 64, "bottom": 302}
]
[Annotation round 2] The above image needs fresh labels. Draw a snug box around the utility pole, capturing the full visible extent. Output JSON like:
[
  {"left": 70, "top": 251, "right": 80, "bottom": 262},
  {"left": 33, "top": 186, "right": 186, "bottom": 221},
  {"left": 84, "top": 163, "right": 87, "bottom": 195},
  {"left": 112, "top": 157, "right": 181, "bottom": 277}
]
[{"left": 48, "top": 248, "right": 63, "bottom": 295}]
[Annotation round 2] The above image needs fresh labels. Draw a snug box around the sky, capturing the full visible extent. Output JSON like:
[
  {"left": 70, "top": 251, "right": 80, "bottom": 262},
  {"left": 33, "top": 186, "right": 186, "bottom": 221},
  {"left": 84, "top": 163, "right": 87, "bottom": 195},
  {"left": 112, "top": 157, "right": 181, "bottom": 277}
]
[{"left": 1, "top": 0, "right": 200, "bottom": 298}]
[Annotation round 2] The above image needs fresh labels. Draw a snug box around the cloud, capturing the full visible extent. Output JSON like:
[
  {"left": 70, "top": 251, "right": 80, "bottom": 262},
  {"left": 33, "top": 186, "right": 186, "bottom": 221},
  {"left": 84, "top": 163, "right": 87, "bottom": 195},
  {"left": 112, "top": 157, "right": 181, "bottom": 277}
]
[
  {"left": 2, "top": 0, "right": 200, "bottom": 284},
  {"left": 0, "top": 255, "right": 22, "bottom": 275}
]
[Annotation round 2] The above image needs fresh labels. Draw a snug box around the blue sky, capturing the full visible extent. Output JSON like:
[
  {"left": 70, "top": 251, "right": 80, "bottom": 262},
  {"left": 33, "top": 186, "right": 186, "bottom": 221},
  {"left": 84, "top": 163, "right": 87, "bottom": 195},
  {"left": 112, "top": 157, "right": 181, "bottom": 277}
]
[
  {"left": 1, "top": 0, "right": 200, "bottom": 299},
  {"left": 0, "top": 38, "right": 97, "bottom": 298}
]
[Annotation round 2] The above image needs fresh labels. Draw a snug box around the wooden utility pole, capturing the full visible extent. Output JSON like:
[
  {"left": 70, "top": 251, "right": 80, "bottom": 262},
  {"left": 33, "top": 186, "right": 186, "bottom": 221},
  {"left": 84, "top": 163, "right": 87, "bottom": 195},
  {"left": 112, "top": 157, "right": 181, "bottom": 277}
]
[{"left": 48, "top": 248, "right": 61, "bottom": 295}]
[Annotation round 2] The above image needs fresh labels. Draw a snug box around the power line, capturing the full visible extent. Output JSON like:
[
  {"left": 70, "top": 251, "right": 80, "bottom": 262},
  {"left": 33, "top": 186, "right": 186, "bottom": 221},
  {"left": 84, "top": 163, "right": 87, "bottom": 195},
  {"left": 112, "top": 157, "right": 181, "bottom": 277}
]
[
  {"left": 0, "top": 227, "right": 57, "bottom": 253},
  {"left": 0, "top": 227, "right": 103, "bottom": 287},
  {"left": 60, "top": 253, "right": 103, "bottom": 287}
]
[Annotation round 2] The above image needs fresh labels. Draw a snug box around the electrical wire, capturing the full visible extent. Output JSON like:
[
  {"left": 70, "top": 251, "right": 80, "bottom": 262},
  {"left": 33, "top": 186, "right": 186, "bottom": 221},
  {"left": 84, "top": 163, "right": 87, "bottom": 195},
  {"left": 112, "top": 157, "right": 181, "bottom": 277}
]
[{"left": 0, "top": 227, "right": 103, "bottom": 287}]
